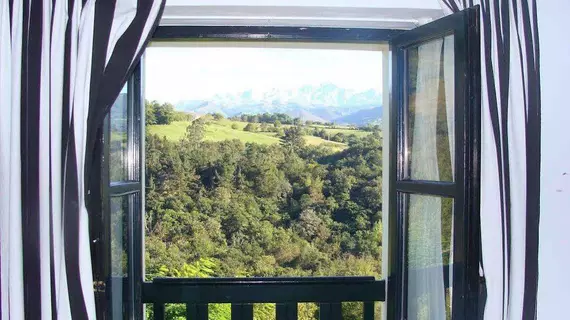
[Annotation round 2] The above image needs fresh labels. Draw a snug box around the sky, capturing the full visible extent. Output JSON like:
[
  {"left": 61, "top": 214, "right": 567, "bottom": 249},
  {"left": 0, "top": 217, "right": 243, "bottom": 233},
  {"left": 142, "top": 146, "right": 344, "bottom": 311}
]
[{"left": 145, "top": 45, "right": 383, "bottom": 104}]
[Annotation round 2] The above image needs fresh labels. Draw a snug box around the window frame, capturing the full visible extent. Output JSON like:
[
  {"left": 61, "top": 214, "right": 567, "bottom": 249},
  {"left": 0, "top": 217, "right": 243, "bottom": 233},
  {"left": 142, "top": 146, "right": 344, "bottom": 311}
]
[
  {"left": 144, "top": 27, "right": 394, "bottom": 320},
  {"left": 388, "top": 7, "right": 481, "bottom": 320},
  {"left": 96, "top": 22, "right": 481, "bottom": 320},
  {"left": 99, "top": 64, "right": 145, "bottom": 319}
]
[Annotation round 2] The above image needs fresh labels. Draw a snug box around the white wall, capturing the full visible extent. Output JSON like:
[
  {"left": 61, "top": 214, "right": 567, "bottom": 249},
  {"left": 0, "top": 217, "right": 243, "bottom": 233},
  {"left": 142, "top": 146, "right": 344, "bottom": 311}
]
[{"left": 537, "top": 1, "right": 570, "bottom": 319}]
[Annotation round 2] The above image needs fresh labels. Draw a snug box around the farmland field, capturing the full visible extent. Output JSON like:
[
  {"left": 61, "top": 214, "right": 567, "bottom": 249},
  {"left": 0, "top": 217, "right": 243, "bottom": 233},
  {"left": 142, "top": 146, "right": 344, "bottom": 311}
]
[{"left": 147, "top": 119, "right": 369, "bottom": 151}]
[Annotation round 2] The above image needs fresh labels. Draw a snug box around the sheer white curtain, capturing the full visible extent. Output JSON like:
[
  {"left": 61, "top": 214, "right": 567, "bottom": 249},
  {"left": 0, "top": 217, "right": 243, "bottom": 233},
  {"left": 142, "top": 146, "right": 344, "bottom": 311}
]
[{"left": 407, "top": 36, "right": 455, "bottom": 320}]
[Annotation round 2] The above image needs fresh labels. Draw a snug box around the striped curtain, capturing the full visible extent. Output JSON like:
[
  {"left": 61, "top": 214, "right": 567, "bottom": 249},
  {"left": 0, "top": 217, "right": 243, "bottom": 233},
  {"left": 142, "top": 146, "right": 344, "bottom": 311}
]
[
  {"left": 0, "top": 1, "right": 165, "bottom": 319},
  {"left": 439, "top": 1, "right": 541, "bottom": 320}
]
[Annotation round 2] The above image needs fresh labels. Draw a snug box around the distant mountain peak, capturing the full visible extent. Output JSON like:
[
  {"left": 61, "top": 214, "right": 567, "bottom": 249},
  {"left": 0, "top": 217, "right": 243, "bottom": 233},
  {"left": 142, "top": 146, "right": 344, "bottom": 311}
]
[{"left": 175, "top": 83, "right": 382, "bottom": 125}]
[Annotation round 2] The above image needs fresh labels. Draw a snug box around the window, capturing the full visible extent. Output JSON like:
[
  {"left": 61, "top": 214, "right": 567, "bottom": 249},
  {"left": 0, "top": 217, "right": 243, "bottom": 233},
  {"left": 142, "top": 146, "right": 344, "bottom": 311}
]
[
  {"left": 95, "top": 9, "right": 481, "bottom": 319},
  {"left": 388, "top": 7, "right": 481, "bottom": 320},
  {"left": 98, "top": 68, "right": 144, "bottom": 319}
]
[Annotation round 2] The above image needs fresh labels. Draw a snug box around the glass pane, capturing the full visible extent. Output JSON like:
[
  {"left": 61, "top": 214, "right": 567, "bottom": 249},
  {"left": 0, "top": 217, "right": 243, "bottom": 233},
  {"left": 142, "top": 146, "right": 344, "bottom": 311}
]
[
  {"left": 404, "top": 194, "right": 453, "bottom": 320},
  {"left": 109, "top": 85, "right": 130, "bottom": 182},
  {"left": 405, "top": 35, "right": 455, "bottom": 181},
  {"left": 109, "top": 194, "right": 132, "bottom": 319}
]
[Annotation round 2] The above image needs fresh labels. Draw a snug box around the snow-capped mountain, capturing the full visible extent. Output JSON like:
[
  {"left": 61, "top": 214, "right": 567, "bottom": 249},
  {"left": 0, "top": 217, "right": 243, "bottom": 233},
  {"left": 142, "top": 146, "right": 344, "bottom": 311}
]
[{"left": 176, "top": 83, "right": 382, "bottom": 125}]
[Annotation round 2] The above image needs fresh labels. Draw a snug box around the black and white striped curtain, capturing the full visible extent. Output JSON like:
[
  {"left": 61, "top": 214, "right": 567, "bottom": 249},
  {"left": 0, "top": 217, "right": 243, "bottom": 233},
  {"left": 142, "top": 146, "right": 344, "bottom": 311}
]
[
  {"left": 0, "top": 1, "right": 165, "bottom": 319},
  {"left": 439, "top": 1, "right": 541, "bottom": 319}
]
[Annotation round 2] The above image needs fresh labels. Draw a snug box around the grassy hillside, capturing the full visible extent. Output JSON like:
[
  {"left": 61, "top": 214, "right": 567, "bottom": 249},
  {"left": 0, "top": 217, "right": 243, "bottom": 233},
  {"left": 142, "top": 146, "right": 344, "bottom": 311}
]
[
  {"left": 310, "top": 124, "right": 373, "bottom": 138},
  {"left": 148, "top": 119, "right": 354, "bottom": 151}
]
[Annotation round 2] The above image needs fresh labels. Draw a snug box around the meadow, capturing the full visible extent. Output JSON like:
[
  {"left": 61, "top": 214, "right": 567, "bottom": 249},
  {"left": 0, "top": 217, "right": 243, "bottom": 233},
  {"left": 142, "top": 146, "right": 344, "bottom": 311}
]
[{"left": 147, "top": 118, "right": 368, "bottom": 152}]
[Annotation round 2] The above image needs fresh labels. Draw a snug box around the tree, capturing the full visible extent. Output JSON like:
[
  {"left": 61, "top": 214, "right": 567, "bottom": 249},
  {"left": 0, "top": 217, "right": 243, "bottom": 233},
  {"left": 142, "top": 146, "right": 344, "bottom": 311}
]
[
  {"left": 145, "top": 100, "right": 159, "bottom": 125},
  {"left": 331, "top": 132, "right": 346, "bottom": 143},
  {"left": 174, "top": 111, "right": 193, "bottom": 122},
  {"left": 294, "top": 209, "right": 329, "bottom": 241},
  {"left": 212, "top": 112, "right": 225, "bottom": 120},
  {"left": 281, "top": 126, "right": 305, "bottom": 152},
  {"left": 146, "top": 259, "right": 232, "bottom": 320},
  {"left": 154, "top": 102, "right": 176, "bottom": 124},
  {"left": 243, "top": 123, "right": 258, "bottom": 132},
  {"left": 184, "top": 118, "right": 206, "bottom": 147},
  {"left": 144, "top": 110, "right": 384, "bottom": 320},
  {"left": 259, "top": 123, "right": 269, "bottom": 132},
  {"left": 231, "top": 123, "right": 239, "bottom": 130}
]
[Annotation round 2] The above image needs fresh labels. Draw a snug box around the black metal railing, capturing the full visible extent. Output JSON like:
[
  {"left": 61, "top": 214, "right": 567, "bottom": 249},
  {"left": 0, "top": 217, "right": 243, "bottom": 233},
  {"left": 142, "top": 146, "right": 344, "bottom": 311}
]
[{"left": 142, "top": 276, "right": 385, "bottom": 320}]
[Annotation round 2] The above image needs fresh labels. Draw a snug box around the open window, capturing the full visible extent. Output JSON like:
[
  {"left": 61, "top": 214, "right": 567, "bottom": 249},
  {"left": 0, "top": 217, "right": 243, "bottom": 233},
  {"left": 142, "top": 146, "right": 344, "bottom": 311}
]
[
  {"left": 96, "top": 66, "right": 145, "bottom": 319},
  {"left": 387, "top": 7, "right": 481, "bottom": 320},
  {"left": 94, "top": 6, "right": 480, "bottom": 320}
]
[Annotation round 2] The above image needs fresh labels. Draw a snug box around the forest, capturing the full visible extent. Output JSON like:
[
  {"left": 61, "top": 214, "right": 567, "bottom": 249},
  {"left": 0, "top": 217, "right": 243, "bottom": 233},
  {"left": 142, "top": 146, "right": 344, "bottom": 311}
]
[{"left": 143, "top": 108, "right": 384, "bottom": 319}]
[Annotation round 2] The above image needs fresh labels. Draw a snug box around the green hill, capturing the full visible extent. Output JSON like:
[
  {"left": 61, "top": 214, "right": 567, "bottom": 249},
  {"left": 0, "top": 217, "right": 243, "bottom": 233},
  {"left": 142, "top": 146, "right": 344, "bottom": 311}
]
[
  {"left": 148, "top": 119, "right": 352, "bottom": 151},
  {"left": 310, "top": 124, "right": 373, "bottom": 138}
]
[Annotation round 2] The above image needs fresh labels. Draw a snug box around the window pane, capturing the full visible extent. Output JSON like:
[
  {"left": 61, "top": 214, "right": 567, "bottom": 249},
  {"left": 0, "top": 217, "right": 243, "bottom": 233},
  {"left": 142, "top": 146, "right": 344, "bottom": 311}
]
[
  {"left": 405, "top": 35, "right": 455, "bottom": 181},
  {"left": 109, "top": 85, "right": 131, "bottom": 182},
  {"left": 404, "top": 194, "right": 453, "bottom": 320},
  {"left": 110, "top": 196, "right": 129, "bottom": 276},
  {"left": 109, "top": 193, "right": 136, "bottom": 319}
]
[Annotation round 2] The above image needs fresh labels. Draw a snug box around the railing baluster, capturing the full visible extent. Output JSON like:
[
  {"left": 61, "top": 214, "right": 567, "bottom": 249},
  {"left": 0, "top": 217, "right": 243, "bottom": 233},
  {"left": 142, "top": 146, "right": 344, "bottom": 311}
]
[
  {"left": 319, "top": 303, "right": 330, "bottom": 319},
  {"left": 186, "top": 303, "right": 208, "bottom": 320},
  {"left": 319, "top": 303, "right": 342, "bottom": 320},
  {"left": 231, "top": 303, "right": 254, "bottom": 320},
  {"left": 363, "top": 302, "right": 374, "bottom": 320},
  {"left": 144, "top": 277, "right": 386, "bottom": 320},
  {"left": 153, "top": 303, "right": 165, "bottom": 320},
  {"left": 276, "top": 303, "right": 297, "bottom": 320}
]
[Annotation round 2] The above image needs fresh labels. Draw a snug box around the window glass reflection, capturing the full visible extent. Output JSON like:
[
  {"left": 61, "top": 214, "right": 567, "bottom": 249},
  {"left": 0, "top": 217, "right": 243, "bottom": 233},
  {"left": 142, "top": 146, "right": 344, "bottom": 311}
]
[
  {"left": 109, "top": 85, "right": 131, "bottom": 182},
  {"left": 405, "top": 35, "right": 455, "bottom": 182},
  {"left": 110, "top": 195, "right": 131, "bottom": 319},
  {"left": 404, "top": 193, "right": 453, "bottom": 320}
]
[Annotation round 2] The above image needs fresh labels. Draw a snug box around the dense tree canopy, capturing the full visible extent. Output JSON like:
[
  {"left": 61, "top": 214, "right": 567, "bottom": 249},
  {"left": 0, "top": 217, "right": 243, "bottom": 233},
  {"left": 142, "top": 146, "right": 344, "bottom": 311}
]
[
  {"left": 146, "top": 100, "right": 192, "bottom": 125},
  {"left": 144, "top": 117, "right": 383, "bottom": 319},
  {"left": 231, "top": 112, "right": 300, "bottom": 125}
]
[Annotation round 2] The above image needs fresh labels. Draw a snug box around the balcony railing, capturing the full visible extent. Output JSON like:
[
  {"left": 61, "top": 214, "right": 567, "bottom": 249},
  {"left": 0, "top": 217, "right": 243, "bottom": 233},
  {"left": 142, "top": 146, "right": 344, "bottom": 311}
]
[{"left": 142, "top": 276, "right": 385, "bottom": 320}]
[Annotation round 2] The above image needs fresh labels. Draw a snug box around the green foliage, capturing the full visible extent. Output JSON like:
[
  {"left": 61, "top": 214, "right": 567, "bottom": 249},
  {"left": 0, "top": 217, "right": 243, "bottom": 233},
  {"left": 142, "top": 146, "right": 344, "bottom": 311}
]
[
  {"left": 146, "top": 101, "right": 158, "bottom": 125},
  {"left": 144, "top": 118, "right": 384, "bottom": 320},
  {"left": 145, "top": 259, "right": 232, "bottom": 320},
  {"left": 147, "top": 119, "right": 352, "bottom": 151},
  {"left": 212, "top": 112, "right": 225, "bottom": 120},
  {"left": 281, "top": 126, "right": 306, "bottom": 152},
  {"left": 146, "top": 100, "right": 180, "bottom": 125},
  {"left": 184, "top": 117, "right": 206, "bottom": 148},
  {"left": 156, "top": 258, "right": 217, "bottom": 278},
  {"left": 232, "top": 113, "right": 294, "bottom": 125},
  {"left": 244, "top": 123, "right": 259, "bottom": 132}
]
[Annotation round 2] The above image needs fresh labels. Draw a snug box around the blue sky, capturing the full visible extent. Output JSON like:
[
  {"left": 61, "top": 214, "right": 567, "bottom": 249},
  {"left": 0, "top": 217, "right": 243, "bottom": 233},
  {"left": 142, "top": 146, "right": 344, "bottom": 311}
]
[{"left": 145, "top": 45, "right": 383, "bottom": 103}]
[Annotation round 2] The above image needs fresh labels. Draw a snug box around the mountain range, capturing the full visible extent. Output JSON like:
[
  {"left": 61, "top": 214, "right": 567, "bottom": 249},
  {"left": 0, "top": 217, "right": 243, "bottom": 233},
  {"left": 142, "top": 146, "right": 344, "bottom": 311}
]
[{"left": 175, "top": 83, "right": 382, "bottom": 126}]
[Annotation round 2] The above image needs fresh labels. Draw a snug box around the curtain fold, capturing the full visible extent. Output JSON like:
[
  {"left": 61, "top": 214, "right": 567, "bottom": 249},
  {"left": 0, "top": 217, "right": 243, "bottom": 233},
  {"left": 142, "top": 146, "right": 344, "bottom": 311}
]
[
  {"left": 438, "top": 1, "right": 541, "bottom": 319},
  {"left": 0, "top": 1, "right": 165, "bottom": 319}
]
